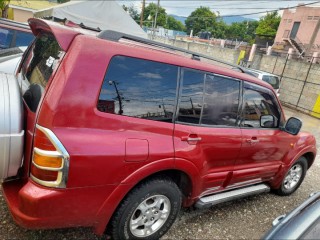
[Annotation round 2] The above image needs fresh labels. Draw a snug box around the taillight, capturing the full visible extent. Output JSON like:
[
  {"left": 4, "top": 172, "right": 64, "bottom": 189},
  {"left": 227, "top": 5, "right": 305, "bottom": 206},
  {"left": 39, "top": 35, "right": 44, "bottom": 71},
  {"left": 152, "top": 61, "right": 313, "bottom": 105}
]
[{"left": 30, "top": 124, "right": 69, "bottom": 188}]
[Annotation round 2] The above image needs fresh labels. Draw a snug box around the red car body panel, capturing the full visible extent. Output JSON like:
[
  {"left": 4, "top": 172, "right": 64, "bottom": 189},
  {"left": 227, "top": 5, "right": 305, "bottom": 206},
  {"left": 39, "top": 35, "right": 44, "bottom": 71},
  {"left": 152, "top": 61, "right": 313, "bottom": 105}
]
[
  {"left": 2, "top": 18, "right": 317, "bottom": 235},
  {"left": 173, "top": 123, "right": 242, "bottom": 197},
  {"left": 28, "top": 18, "right": 81, "bottom": 51}
]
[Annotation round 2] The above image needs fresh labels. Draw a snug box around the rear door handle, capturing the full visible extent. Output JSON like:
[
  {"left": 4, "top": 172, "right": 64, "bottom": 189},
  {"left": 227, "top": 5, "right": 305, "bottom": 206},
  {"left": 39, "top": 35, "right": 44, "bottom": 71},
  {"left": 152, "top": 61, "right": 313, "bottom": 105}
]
[
  {"left": 246, "top": 137, "right": 259, "bottom": 144},
  {"left": 182, "top": 137, "right": 202, "bottom": 142},
  {"left": 181, "top": 134, "right": 202, "bottom": 144}
]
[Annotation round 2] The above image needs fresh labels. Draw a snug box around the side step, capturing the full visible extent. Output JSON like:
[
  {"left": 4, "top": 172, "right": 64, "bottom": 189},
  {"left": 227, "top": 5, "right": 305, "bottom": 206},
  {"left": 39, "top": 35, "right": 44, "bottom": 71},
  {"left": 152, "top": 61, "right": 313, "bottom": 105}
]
[{"left": 195, "top": 184, "right": 270, "bottom": 209}]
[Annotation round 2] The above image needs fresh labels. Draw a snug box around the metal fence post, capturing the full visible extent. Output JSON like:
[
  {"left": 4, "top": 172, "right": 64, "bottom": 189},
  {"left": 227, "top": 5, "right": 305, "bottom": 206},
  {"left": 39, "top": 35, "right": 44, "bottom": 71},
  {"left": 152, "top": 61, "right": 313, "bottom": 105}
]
[
  {"left": 279, "top": 54, "right": 289, "bottom": 83},
  {"left": 296, "top": 57, "right": 314, "bottom": 108},
  {"left": 272, "top": 55, "right": 279, "bottom": 74}
]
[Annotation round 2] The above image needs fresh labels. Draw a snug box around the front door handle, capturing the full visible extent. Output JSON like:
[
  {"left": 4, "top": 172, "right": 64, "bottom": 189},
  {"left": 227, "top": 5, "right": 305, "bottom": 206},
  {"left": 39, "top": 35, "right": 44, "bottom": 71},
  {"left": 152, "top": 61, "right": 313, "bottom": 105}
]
[
  {"left": 181, "top": 134, "right": 202, "bottom": 144},
  {"left": 246, "top": 137, "right": 259, "bottom": 144},
  {"left": 182, "top": 137, "right": 202, "bottom": 142}
]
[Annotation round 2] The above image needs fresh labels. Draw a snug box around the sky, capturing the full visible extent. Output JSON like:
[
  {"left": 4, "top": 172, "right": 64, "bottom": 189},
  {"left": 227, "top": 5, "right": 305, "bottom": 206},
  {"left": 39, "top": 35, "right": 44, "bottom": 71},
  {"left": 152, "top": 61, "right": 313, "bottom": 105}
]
[{"left": 118, "top": 0, "right": 320, "bottom": 19}]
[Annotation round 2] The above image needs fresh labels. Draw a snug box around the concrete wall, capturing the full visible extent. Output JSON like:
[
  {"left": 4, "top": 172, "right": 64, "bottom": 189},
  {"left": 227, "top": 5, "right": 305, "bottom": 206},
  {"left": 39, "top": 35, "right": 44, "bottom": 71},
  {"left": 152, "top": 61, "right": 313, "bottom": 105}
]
[
  {"left": 256, "top": 55, "right": 320, "bottom": 116},
  {"left": 153, "top": 36, "right": 241, "bottom": 66}
]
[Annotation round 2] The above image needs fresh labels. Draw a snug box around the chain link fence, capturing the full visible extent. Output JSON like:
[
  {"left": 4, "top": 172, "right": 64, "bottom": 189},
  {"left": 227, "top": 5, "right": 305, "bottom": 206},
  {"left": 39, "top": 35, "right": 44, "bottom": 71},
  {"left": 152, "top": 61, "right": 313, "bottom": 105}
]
[{"left": 252, "top": 52, "right": 320, "bottom": 118}]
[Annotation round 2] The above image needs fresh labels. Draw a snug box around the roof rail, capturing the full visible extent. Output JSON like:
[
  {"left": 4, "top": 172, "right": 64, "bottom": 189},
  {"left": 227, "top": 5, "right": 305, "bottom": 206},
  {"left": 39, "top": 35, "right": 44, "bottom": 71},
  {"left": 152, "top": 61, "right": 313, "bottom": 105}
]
[
  {"left": 0, "top": 18, "right": 29, "bottom": 29},
  {"left": 97, "top": 30, "right": 245, "bottom": 72}
]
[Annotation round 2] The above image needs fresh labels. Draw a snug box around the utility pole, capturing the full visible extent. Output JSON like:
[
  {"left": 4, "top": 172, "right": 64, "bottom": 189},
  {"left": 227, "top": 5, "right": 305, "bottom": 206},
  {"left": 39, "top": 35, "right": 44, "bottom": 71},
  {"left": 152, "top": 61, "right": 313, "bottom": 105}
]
[
  {"left": 153, "top": 0, "right": 160, "bottom": 38},
  {"left": 140, "top": 0, "right": 145, "bottom": 28}
]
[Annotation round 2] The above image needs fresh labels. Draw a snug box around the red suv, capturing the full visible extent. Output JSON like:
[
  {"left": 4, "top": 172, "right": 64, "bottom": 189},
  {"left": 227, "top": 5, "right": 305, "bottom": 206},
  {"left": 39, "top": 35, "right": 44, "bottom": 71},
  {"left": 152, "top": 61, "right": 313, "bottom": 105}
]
[{"left": 1, "top": 18, "right": 317, "bottom": 239}]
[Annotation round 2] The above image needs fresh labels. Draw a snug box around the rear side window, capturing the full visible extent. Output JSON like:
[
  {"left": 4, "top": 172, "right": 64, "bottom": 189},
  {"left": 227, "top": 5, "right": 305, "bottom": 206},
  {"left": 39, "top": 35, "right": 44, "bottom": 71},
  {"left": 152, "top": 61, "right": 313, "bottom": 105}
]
[
  {"left": 20, "top": 33, "right": 64, "bottom": 112},
  {"left": 98, "top": 56, "right": 178, "bottom": 122},
  {"left": 177, "top": 69, "right": 204, "bottom": 124},
  {"left": 15, "top": 31, "right": 34, "bottom": 47},
  {"left": 0, "top": 28, "right": 34, "bottom": 49},
  {"left": 0, "top": 27, "right": 14, "bottom": 48},
  {"left": 177, "top": 69, "right": 241, "bottom": 127}
]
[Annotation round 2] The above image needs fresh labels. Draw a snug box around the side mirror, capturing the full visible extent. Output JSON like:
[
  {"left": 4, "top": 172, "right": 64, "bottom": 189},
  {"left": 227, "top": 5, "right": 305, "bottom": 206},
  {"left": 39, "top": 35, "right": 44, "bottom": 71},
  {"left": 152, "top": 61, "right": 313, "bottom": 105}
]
[
  {"left": 283, "top": 117, "right": 302, "bottom": 135},
  {"left": 260, "top": 115, "right": 276, "bottom": 128}
]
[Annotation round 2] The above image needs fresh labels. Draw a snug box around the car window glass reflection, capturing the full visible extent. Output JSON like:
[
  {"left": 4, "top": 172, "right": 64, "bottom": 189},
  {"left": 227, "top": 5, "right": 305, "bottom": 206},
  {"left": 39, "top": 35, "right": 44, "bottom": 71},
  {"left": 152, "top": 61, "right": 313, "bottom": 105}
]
[
  {"left": 201, "top": 75, "right": 240, "bottom": 126},
  {"left": 242, "top": 84, "right": 280, "bottom": 128},
  {"left": 177, "top": 69, "right": 204, "bottom": 124},
  {"left": 98, "top": 56, "right": 178, "bottom": 123}
]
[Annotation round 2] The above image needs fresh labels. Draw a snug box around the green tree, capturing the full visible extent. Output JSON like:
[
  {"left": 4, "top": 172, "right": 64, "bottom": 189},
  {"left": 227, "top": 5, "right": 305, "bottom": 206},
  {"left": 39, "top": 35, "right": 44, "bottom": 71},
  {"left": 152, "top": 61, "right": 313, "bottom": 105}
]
[
  {"left": 122, "top": 4, "right": 140, "bottom": 22},
  {"left": 222, "top": 21, "right": 258, "bottom": 43},
  {"left": 245, "top": 20, "right": 259, "bottom": 43},
  {"left": 185, "top": 7, "right": 217, "bottom": 35},
  {"left": 211, "top": 20, "right": 228, "bottom": 39},
  {"left": 0, "top": 0, "right": 9, "bottom": 18},
  {"left": 140, "top": 3, "right": 186, "bottom": 31},
  {"left": 256, "top": 12, "right": 281, "bottom": 37},
  {"left": 227, "top": 22, "right": 247, "bottom": 40},
  {"left": 143, "top": 3, "right": 167, "bottom": 28},
  {"left": 57, "top": 0, "right": 70, "bottom": 3},
  {"left": 166, "top": 16, "right": 185, "bottom": 32}
]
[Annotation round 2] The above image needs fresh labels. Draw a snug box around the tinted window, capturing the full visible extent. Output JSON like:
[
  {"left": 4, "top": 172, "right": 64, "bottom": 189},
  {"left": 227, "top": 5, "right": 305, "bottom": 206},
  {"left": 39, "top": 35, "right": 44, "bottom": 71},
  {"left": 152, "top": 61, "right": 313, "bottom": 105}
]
[
  {"left": 0, "top": 27, "right": 14, "bottom": 48},
  {"left": 21, "top": 33, "right": 63, "bottom": 112},
  {"left": 241, "top": 83, "right": 280, "bottom": 128},
  {"left": 262, "top": 75, "right": 280, "bottom": 89},
  {"left": 177, "top": 69, "right": 204, "bottom": 124},
  {"left": 15, "top": 31, "right": 34, "bottom": 47},
  {"left": 177, "top": 70, "right": 241, "bottom": 127},
  {"left": 98, "top": 56, "right": 178, "bottom": 122},
  {"left": 201, "top": 75, "right": 240, "bottom": 126}
]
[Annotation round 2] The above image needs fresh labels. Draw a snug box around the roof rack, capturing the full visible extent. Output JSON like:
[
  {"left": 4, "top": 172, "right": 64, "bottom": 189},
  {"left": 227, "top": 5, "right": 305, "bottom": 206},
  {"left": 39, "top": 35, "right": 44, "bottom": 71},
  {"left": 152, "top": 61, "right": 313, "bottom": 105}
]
[{"left": 97, "top": 30, "right": 246, "bottom": 73}]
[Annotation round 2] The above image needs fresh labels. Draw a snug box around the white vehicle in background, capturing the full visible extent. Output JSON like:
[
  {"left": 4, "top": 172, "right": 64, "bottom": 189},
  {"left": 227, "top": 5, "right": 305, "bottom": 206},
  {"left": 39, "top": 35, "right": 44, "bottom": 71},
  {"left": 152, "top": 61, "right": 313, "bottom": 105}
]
[
  {"left": 244, "top": 69, "right": 281, "bottom": 97},
  {"left": 0, "top": 47, "right": 26, "bottom": 74}
]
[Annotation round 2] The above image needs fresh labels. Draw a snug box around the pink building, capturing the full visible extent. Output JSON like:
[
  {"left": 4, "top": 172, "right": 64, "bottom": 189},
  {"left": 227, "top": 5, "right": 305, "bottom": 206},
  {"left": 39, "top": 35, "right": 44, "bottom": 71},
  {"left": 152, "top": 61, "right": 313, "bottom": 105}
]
[{"left": 274, "top": 5, "right": 320, "bottom": 56}]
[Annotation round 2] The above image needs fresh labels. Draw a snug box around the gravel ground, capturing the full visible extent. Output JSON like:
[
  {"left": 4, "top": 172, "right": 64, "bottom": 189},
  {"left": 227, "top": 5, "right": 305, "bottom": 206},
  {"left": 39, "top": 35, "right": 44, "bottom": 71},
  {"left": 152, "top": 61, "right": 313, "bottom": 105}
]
[{"left": 1, "top": 107, "right": 319, "bottom": 240}]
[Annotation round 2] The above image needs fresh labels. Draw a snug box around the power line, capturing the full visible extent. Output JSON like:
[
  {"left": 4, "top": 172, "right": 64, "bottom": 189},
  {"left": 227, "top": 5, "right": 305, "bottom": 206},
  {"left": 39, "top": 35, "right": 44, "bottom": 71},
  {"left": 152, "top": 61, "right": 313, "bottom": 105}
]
[
  {"left": 161, "top": 1, "right": 270, "bottom": 7},
  {"left": 221, "top": 1, "right": 320, "bottom": 17},
  {"left": 161, "top": 7, "right": 281, "bottom": 9},
  {"left": 166, "top": 1, "right": 320, "bottom": 18}
]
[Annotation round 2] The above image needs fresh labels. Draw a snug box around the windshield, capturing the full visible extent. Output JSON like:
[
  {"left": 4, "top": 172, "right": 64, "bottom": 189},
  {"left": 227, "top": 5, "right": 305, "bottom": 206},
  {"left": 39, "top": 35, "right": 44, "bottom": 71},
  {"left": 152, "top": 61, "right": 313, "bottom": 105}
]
[
  {"left": 20, "top": 32, "right": 64, "bottom": 112},
  {"left": 262, "top": 75, "right": 280, "bottom": 89}
]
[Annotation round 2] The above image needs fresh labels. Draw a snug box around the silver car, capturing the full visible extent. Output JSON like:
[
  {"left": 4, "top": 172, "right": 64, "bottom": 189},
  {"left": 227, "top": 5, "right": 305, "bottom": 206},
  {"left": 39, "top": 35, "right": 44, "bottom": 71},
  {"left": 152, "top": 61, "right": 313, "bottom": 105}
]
[
  {"left": 0, "top": 72, "right": 24, "bottom": 180},
  {"left": 244, "top": 69, "right": 281, "bottom": 97}
]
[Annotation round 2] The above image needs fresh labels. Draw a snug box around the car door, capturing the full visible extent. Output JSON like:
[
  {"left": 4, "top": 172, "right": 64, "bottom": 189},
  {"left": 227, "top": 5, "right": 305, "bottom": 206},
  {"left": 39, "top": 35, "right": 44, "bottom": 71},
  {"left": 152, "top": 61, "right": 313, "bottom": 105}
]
[
  {"left": 230, "top": 81, "right": 292, "bottom": 187},
  {"left": 174, "top": 69, "right": 242, "bottom": 196}
]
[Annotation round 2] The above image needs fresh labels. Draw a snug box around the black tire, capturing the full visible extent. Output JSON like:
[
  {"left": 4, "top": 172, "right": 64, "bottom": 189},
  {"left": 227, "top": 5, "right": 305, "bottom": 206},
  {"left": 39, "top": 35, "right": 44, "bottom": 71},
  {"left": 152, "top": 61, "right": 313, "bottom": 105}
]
[
  {"left": 111, "top": 178, "right": 182, "bottom": 240},
  {"left": 274, "top": 156, "right": 308, "bottom": 196}
]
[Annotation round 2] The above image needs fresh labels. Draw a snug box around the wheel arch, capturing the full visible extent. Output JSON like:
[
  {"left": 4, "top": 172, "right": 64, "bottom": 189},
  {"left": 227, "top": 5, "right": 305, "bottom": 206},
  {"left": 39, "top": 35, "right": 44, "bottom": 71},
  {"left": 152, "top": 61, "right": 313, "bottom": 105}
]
[
  {"left": 131, "top": 169, "right": 193, "bottom": 200},
  {"left": 93, "top": 159, "right": 201, "bottom": 235},
  {"left": 303, "top": 152, "right": 316, "bottom": 169},
  {"left": 270, "top": 149, "right": 316, "bottom": 189}
]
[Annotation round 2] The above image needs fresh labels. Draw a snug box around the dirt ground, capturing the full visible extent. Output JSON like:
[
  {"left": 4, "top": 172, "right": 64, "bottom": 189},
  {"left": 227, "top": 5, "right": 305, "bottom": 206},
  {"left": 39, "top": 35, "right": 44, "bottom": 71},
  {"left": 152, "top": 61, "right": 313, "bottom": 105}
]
[{"left": 1, "top": 107, "right": 319, "bottom": 239}]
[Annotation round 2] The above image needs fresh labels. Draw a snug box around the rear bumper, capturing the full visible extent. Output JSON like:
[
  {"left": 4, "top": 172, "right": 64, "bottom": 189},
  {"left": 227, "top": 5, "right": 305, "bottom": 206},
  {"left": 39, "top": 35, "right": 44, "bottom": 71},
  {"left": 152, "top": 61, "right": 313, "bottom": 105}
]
[{"left": 2, "top": 178, "right": 115, "bottom": 230}]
